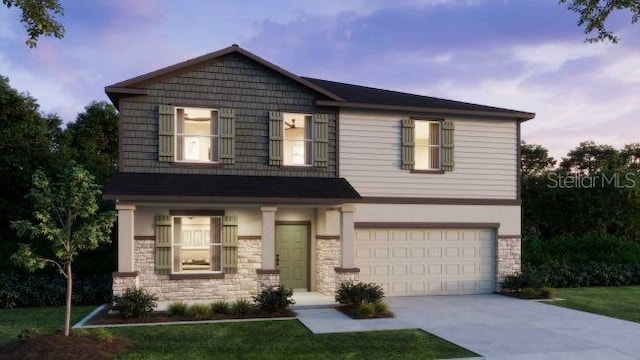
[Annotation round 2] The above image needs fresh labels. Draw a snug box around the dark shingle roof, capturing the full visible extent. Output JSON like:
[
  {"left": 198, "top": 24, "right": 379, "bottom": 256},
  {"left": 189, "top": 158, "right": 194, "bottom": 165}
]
[
  {"left": 302, "top": 77, "right": 530, "bottom": 116},
  {"left": 103, "top": 173, "right": 361, "bottom": 202},
  {"left": 105, "top": 44, "right": 534, "bottom": 119}
]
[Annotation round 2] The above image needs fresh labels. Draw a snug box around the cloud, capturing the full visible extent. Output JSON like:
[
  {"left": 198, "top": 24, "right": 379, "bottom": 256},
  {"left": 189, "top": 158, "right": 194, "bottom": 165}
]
[{"left": 0, "top": 0, "right": 637, "bottom": 161}]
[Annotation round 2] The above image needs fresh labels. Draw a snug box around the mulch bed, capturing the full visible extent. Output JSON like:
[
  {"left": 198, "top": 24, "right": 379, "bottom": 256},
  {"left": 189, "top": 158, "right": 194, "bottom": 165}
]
[
  {"left": 336, "top": 305, "right": 394, "bottom": 319},
  {"left": 87, "top": 306, "right": 295, "bottom": 325},
  {"left": 0, "top": 334, "right": 136, "bottom": 360}
]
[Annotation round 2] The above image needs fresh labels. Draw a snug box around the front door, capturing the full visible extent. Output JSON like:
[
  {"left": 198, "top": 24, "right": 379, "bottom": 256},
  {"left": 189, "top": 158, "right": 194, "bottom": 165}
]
[{"left": 276, "top": 224, "right": 308, "bottom": 290}]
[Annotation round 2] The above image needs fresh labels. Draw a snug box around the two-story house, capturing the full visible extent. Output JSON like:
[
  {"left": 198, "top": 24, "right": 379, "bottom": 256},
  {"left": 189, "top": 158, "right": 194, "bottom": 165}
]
[{"left": 104, "top": 44, "right": 534, "bottom": 302}]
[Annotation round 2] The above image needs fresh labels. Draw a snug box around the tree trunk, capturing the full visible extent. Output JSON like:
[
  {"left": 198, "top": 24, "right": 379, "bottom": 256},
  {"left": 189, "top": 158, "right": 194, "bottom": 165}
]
[{"left": 64, "top": 262, "right": 72, "bottom": 337}]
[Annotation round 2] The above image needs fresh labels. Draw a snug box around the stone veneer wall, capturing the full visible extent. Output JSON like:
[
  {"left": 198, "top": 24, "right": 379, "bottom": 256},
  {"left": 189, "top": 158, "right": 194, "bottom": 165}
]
[
  {"left": 114, "top": 238, "right": 262, "bottom": 301},
  {"left": 496, "top": 236, "right": 521, "bottom": 289},
  {"left": 315, "top": 238, "right": 340, "bottom": 295},
  {"left": 112, "top": 275, "right": 138, "bottom": 295}
]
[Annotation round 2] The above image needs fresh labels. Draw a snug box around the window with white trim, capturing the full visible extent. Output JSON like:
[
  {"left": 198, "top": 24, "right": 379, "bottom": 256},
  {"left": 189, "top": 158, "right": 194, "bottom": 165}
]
[
  {"left": 415, "top": 120, "right": 442, "bottom": 170},
  {"left": 172, "top": 216, "right": 222, "bottom": 273},
  {"left": 176, "top": 107, "right": 219, "bottom": 162},
  {"left": 283, "top": 113, "right": 313, "bottom": 166}
]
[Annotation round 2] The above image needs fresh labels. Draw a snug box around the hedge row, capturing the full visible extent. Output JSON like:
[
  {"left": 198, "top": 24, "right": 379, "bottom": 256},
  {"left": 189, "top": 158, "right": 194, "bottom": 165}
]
[
  {"left": 0, "top": 272, "right": 111, "bottom": 308},
  {"left": 502, "top": 262, "right": 640, "bottom": 290},
  {"left": 523, "top": 233, "right": 640, "bottom": 266}
]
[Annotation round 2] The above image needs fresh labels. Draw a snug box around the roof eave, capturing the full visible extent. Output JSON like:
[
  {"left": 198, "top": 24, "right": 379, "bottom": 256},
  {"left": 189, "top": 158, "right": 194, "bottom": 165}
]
[
  {"left": 104, "top": 87, "right": 148, "bottom": 109},
  {"left": 103, "top": 194, "right": 361, "bottom": 204},
  {"left": 317, "top": 100, "right": 536, "bottom": 121}
]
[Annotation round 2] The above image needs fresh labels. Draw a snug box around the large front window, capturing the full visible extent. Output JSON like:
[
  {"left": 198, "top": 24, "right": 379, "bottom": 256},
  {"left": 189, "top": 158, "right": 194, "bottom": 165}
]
[
  {"left": 176, "top": 107, "right": 219, "bottom": 162},
  {"left": 283, "top": 113, "right": 313, "bottom": 166},
  {"left": 415, "top": 120, "right": 441, "bottom": 170},
  {"left": 172, "top": 216, "right": 222, "bottom": 273}
]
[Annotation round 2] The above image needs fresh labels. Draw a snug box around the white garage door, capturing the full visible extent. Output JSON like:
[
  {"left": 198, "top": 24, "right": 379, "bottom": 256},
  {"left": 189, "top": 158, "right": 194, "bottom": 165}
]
[{"left": 355, "top": 227, "right": 496, "bottom": 296}]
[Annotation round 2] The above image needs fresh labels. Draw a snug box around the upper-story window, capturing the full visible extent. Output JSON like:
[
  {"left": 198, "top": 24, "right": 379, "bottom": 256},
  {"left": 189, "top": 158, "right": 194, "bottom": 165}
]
[
  {"left": 401, "top": 118, "right": 453, "bottom": 172},
  {"left": 283, "top": 113, "right": 313, "bottom": 166},
  {"left": 176, "top": 107, "right": 219, "bottom": 162},
  {"left": 414, "top": 120, "right": 441, "bottom": 170}
]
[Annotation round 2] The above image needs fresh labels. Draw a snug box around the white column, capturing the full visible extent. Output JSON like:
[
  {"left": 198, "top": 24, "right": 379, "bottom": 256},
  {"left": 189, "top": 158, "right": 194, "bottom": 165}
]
[
  {"left": 116, "top": 204, "right": 136, "bottom": 272},
  {"left": 340, "top": 204, "right": 356, "bottom": 268},
  {"left": 261, "top": 206, "right": 277, "bottom": 269}
]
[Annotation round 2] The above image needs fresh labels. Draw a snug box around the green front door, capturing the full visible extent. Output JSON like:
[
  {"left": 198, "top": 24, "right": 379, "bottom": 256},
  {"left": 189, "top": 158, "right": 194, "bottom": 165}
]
[{"left": 276, "top": 224, "right": 308, "bottom": 290}]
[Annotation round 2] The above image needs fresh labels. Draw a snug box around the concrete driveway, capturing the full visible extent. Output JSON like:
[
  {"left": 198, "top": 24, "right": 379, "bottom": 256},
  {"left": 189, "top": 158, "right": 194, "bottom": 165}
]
[{"left": 386, "top": 294, "right": 640, "bottom": 360}]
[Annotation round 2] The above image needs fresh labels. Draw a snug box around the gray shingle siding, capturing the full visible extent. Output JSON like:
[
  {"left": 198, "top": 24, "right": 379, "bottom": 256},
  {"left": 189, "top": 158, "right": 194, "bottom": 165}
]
[{"left": 119, "top": 53, "right": 336, "bottom": 177}]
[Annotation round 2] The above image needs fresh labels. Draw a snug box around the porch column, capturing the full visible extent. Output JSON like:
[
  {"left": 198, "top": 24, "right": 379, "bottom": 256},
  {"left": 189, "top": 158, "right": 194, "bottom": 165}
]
[
  {"left": 335, "top": 204, "right": 359, "bottom": 288},
  {"left": 339, "top": 204, "right": 356, "bottom": 268},
  {"left": 116, "top": 204, "right": 136, "bottom": 272},
  {"left": 260, "top": 206, "right": 277, "bottom": 269}
]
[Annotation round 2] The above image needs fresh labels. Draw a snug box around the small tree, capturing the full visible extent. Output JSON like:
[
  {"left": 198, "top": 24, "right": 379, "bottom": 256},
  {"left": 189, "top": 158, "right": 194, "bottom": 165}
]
[{"left": 11, "top": 162, "right": 116, "bottom": 336}]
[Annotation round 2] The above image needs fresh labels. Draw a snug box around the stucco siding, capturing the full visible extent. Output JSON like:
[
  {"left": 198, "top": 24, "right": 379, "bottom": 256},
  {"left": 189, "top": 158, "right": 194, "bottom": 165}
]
[{"left": 339, "top": 110, "right": 518, "bottom": 198}]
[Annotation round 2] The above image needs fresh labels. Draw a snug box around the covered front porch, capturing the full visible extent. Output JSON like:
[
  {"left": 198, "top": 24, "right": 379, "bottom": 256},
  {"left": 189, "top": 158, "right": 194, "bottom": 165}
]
[{"left": 105, "top": 172, "right": 362, "bottom": 301}]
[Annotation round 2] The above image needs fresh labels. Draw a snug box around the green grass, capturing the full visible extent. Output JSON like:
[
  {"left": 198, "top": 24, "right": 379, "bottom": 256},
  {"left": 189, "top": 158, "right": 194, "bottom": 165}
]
[
  {"left": 112, "top": 320, "right": 476, "bottom": 359},
  {"left": 0, "top": 307, "right": 477, "bottom": 359},
  {"left": 0, "top": 306, "right": 96, "bottom": 346},
  {"left": 548, "top": 286, "right": 640, "bottom": 323}
]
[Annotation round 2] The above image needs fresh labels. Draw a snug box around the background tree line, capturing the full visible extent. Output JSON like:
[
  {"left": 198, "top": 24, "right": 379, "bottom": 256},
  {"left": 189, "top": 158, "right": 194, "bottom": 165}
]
[
  {"left": 522, "top": 140, "right": 640, "bottom": 240},
  {"left": 518, "top": 140, "right": 640, "bottom": 289},
  {"left": 0, "top": 75, "right": 118, "bottom": 274}
]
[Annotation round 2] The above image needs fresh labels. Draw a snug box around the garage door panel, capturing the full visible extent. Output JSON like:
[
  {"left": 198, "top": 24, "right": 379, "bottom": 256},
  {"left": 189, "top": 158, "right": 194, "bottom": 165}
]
[
  {"left": 356, "top": 227, "right": 496, "bottom": 296},
  {"left": 445, "top": 247, "right": 460, "bottom": 258},
  {"left": 392, "top": 248, "right": 407, "bottom": 258},
  {"left": 410, "top": 248, "right": 425, "bottom": 258},
  {"left": 409, "top": 230, "right": 426, "bottom": 241},
  {"left": 393, "top": 231, "right": 408, "bottom": 241}
]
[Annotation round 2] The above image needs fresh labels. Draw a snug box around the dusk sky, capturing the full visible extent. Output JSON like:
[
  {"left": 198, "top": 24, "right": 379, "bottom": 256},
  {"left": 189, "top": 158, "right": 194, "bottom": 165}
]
[{"left": 1, "top": 0, "right": 638, "bottom": 161}]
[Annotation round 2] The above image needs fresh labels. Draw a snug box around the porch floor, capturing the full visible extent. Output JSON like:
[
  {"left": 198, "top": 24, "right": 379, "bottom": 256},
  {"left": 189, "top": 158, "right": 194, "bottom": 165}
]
[{"left": 292, "top": 291, "right": 337, "bottom": 309}]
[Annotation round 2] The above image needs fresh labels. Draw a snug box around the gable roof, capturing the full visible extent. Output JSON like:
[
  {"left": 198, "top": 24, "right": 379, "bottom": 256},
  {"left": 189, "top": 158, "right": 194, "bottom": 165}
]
[
  {"left": 103, "top": 173, "right": 361, "bottom": 203},
  {"left": 105, "top": 44, "right": 534, "bottom": 120},
  {"left": 105, "top": 44, "right": 344, "bottom": 106}
]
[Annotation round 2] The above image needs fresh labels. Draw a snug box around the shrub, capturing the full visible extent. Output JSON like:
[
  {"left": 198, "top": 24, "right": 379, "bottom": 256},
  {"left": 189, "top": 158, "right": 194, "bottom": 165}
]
[
  {"left": 373, "top": 301, "right": 390, "bottom": 315},
  {"left": 211, "top": 300, "right": 230, "bottom": 315},
  {"left": 253, "top": 285, "right": 295, "bottom": 313},
  {"left": 520, "top": 288, "right": 537, "bottom": 299},
  {"left": 355, "top": 303, "right": 376, "bottom": 318},
  {"left": 189, "top": 303, "right": 212, "bottom": 320},
  {"left": 231, "top": 298, "right": 254, "bottom": 316},
  {"left": 167, "top": 301, "right": 189, "bottom": 316},
  {"left": 335, "top": 282, "right": 384, "bottom": 306},
  {"left": 0, "top": 272, "right": 111, "bottom": 308},
  {"left": 0, "top": 273, "right": 19, "bottom": 308},
  {"left": 540, "top": 287, "right": 555, "bottom": 299},
  {"left": 18, "top": 328, "right": 40, "bottom": 341},
  {"left": 111, "top": 287, "right": 157, "bottom": 319}
]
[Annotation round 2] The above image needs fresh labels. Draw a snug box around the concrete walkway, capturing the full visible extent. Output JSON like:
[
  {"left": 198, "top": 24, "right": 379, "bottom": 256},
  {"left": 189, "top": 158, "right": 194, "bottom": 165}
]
[
  {"left": 386, "top": 294, "right": 640, "bottom": 360},
  {"left": 296, "top": 308, "right": 413, "bottom": 334}
]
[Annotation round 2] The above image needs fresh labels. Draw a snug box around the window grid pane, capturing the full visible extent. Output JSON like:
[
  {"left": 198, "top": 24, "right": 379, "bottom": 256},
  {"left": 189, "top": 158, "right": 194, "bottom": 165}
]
[
  {"left": 172, "top": 216, "right": 222, "bottom": 273},
  {"left": 283, "top": 113, "right": 313, "bottom": 166},
  {"left": 176, "top": 107, "right": 219, "bottom": 162},
  {"left": 414, "top": 120, "right": 442, "bottom": 170}
]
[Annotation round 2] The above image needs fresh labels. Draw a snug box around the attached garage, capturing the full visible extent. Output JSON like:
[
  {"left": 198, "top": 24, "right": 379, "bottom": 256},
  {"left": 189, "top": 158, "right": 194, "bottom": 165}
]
[{"left": 355, "top": 226, "right": 496, "bottom": 296}]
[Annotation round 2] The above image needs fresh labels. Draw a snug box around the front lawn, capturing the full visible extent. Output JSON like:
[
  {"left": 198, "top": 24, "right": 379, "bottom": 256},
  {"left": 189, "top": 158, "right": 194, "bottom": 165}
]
[
  {"left": 112, "top": 320, "right": 475, "bottom": 359},
  {"left": 547, "top": 286, "right": 640, "bottom": 323},
  {"left": 0, "top": 306, "right": 95, "bottom": 346},
  {"left": 0, "top": 307, "right": 477, "bottom": 359}
]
